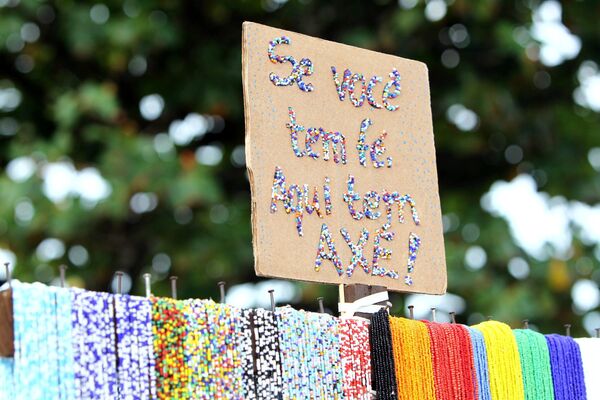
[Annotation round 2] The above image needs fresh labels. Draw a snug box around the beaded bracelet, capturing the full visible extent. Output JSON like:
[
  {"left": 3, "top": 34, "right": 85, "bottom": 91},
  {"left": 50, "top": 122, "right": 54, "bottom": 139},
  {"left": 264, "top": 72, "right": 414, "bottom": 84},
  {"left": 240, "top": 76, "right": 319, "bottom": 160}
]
[
  {"left": 0, "top": 356, "right": 13, "bottom": 399},
  {"left": 424, "top": 321, "right": 477, "bottom": 400},
  {"left": 340, "top": 318, "right": 372, "bottom": 399},
  {"left": 13, "top": 282, "right": 43, "bottom": 398},
  {"left": 546, "top": 334, "right": 587, "bottom": 400},
  {"left": 204, "top": 301, "right": 244, "bottom": 399},
  {"left": 152, "top": 297, "right": 190, "bottom": 399},
  {"left": 115, "top": 294, "right": 135, "bottom": 397},
  {"left": 71, "top": 289, "right": 118, "bottom": 399},
  {"left": 239, "top": 308, "right": 257, "bottom": 400},
  {"left": 115, "top": 294, "right": 156, "bottom": 400},
  {"left": 276, "top": 307, "right": 344, "bottom": 399},
  {"left": 370, "top": 309, "right": 397, "bottom": 400},
  {"left": 276, "top": 306, "right": 306, "bottom": 399},
  {"left": 320, "top": 312, "right": 344, "bottom": 399},
  {"left": 183, "top": 298, "right": 210, "bottom": 399},
  {"left": 254, "top": 308, "right": 283, "bottom": 399},
  {"left": 11, "top": 283, "right": 77, "bottom": 399},
  {"left": 134, "top": 295, "right": 158, "bottom": 399},
  {"left": 54, "top": 286, "right": 77, "bottom": 400}
]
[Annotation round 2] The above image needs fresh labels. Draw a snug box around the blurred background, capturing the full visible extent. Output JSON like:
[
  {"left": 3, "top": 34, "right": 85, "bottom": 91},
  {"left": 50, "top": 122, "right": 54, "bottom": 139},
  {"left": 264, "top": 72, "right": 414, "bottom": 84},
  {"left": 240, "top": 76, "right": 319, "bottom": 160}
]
[{"left": 0, "top": 0, "right": 599, "bottom": 336}]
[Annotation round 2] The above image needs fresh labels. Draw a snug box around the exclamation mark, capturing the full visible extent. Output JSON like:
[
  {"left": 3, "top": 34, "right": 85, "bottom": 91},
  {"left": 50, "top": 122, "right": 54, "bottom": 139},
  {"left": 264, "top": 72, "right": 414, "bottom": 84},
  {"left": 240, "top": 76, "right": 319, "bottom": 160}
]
[{"left": 404, "top": 232, "right": 421, "bottom": 286}]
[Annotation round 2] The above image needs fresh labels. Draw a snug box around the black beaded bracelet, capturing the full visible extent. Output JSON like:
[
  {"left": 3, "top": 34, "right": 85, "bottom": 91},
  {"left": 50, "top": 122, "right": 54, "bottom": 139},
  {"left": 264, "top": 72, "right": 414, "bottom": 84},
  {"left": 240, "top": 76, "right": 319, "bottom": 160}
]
[{"left": 370, "top": 308, "right": 398, "bottom": 399}]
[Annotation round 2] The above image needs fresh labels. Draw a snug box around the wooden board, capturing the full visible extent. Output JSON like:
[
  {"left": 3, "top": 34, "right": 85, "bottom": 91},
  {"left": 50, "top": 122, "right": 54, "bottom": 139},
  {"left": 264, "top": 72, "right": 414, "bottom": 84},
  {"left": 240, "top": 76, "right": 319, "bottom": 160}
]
[{"left": 242, "top": 22, "right": 446, "bottom": 294}]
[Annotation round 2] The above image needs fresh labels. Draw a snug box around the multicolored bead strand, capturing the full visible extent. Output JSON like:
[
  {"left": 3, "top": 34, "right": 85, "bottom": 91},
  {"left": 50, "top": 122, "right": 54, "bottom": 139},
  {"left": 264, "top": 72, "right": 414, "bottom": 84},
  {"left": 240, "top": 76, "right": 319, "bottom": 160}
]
[
  {"left": 183, "top": 299, "right": 209, "bottom": 399},
  {"left": 152, "top": 297, "right": 190, "bottom": 399},
  {"left": 204, "top": 301, "right": 244, "bottom": 399}
]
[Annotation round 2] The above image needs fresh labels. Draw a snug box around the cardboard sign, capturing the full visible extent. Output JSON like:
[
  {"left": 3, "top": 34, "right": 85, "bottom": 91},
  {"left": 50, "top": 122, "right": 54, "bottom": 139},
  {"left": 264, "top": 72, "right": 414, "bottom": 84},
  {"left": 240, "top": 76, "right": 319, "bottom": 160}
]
[{"left": 242, "top": 22, "right": 446, "bottom": 294}]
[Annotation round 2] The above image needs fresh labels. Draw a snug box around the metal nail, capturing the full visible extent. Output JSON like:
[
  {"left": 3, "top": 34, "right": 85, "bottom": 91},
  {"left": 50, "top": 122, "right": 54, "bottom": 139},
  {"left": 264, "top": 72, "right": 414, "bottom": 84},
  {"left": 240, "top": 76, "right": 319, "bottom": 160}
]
[
  {"left": 522, "top": 319, "right": 529, "bottom": 329},
  {"left": 170, "top": 276, "right": 178, "bottom": 299},
  {"left": 115, "top": 271, "right": 124, "bottom": 294},
  {"left": 59, "top": 265, "right": 67, "bottom": 288},
  {"left": 4, "top": 262, "right": 11, "bottom": 289},
  {"left": 268, "top": 289, "right": 275, "bottom": 312},
  {"left": 449, "top": 311, "right": 456, "bottom": 324},
  {"left": 218, "top": 281, "right": 226, "bottom": 304},
  {"left": 431, "top": 307, "right": 437, "bottom": 322},
  {"left": 565, "top": 324, "right": 571, "bottom": 337},
  {"left": 317, "top": 297, "right": 325, "bottom": 313},
  {"left": 408, "top": 305, "right": 414, "bottom": 319},
  {"left": 143, "top": 273, "right": 152, "bottom": 298}
]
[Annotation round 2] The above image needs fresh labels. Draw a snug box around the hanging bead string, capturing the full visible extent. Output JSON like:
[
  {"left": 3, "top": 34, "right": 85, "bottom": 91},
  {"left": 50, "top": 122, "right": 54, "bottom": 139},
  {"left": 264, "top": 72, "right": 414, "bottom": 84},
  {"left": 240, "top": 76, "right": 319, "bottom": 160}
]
[
  {"left": 424, "top": 321, "right": 452, "bottom": 400},
  {"left": 152, "top": 297, "right": 190, "bottom": 399},
  {"left": 424, "top": 321, "right": 477, "bottom": 400},
  {"left": 276, "top": 307, "right": 343, "bottom": 399},
  {"left": 357, "top": 319, "right": 373, "bottom": 400},
  {"left": 306, "top": 312, "right": 319, "bottom": 398},
  {"left": 388, "top": 316, "right": 435, "bottom": 400},
  {"left": 0, "top": 356, "right": 13, "bottom": 398},
  {"left": 546, "top": 334, "right": 587, "bottom": 400},
  {"left": 340, "top": 318, "right": 372, "bottom": 399},
  {"left": 277, "top": 306, "right": 304, "bottom": 399},
  {"left": 183, "top": 298, "right": 209, "bottom": 399},
  {"left": 41, "top": 285, "right": 60, "bottom": 399},
  {"left": 472, "top": 321, "right": 525, "bottom": 400},
  {"left": 204, "top": 301, "right": 244, "bottom": 399},
  {"left": 239, "top": 308, "right": 257, "bottom": 400},
  {"left": 71, "top": 288, "right": 83, "bottom": 398},
  {"left": 13, "top": 282, "right": 43, "bottom": 397},
  {"left": 453, "top": 324, "right": 478, "bottom": 400},
  {"left": 54, "top": 286, "right": 77, "bottom": 400},
  {"left": 134, "top": 295, "right": 157, "bottom": 399},
  {"left": 325, "top": 313, "right": 344, "bottom": 399},
  {"left": 468, "top": 327, "right": 491, "bottom": 400},
  {"left": 513, "top": 329, "right": 554, "bottom": 400},
  {"left": 115, "top": 294, "right": 156, "bottom": 400},
  {"left": 72, "top": 289, "right": 118, "bottom": 399},
  {"left": 8, "top": 281, "right": 75, "bottom": 400},
  {"left": 115, "top": 294, "right": 135, "bottom": 397},
  {"left": 71, "top": 289, "right": 118, "bottom": 399},
  {"left": 340, "top": 319, "right": 356, "bottom": 398},
  {"left": 306, "top": 311, "right": 343, "bottom": 399},
  {"left": 254, "top": 308, "right": 283, "bottom": 399},
  {"left": 370, "top": 308, "right": 397, "bottom": 400}
]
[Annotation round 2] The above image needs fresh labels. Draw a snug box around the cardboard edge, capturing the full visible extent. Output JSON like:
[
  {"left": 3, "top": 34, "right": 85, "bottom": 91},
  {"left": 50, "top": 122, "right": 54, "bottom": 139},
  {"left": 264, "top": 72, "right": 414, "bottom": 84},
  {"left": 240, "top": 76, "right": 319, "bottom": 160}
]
[
  {"left": 415, "top": 61, "right": 448, "bottom": 295},
  {"left": 246, "top": 21, "right": 426, "bottom": 68},
  {"left": 242, "top": 22, "right": 263, "bottom": 278}
]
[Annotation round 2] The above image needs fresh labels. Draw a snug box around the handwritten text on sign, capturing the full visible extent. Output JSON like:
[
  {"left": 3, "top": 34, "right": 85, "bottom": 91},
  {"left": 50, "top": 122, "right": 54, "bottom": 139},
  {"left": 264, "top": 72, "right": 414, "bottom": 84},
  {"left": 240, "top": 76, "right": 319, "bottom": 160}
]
[{"left": 243, "top": 22, "right": 446, "bottom": 293}]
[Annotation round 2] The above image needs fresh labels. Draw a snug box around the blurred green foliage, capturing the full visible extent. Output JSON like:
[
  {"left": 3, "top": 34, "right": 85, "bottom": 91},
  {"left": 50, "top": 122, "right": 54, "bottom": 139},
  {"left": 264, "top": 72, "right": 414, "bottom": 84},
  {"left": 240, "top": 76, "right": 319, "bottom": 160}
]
[{"left": 0, "top": 0, "right": 599, "bottom": 335}]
